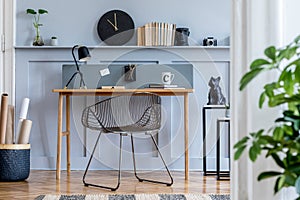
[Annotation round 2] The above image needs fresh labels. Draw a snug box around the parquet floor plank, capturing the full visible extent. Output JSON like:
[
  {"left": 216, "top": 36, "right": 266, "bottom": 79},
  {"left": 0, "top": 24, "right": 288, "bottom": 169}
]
[{"left": 0, "top": 170, "right": 230, "bottom": 199}]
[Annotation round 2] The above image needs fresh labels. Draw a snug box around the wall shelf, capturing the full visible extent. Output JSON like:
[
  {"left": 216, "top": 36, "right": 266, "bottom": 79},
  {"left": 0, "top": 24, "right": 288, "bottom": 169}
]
[{"left": 14, "top": 45, "right": 230, "bottom": 50}]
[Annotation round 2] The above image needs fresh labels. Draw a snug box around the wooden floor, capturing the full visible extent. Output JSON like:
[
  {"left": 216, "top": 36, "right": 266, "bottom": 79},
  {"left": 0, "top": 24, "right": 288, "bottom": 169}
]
[{"left": 0, "top": 170, "right": 230, "bottom": 200}]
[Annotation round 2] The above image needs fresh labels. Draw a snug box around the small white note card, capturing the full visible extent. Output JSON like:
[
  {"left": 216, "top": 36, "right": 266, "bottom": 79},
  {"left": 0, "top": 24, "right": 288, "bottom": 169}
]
[{"left": 99, "top": 68, "right": 110, "bottom": 76}]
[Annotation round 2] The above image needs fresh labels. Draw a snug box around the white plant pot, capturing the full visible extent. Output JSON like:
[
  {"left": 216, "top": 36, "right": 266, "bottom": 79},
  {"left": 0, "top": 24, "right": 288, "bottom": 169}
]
[{"left": 50, "top": 38, "right": 58, "bottom": 46}]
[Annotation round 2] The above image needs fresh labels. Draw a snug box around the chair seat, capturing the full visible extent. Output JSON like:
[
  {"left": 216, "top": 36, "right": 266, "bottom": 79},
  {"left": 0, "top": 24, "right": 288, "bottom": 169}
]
[
  {"left": 87, "top": 124, "right": 159, "bottom": 133},
  {"left": 103, "top": 125, "right": 159, "bottom": 133}
]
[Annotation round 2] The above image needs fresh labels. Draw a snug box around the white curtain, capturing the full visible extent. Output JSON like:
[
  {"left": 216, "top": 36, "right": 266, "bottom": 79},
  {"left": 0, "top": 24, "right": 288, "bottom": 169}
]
[
  {"left": 0, "top": 0, "right": 4, "bottom": 93},
  {"left": 1, "top": 0, "right": 15, "bottom": 104},
  {"left": 231, "top": 0, "right": 299, "bottom": 199}
]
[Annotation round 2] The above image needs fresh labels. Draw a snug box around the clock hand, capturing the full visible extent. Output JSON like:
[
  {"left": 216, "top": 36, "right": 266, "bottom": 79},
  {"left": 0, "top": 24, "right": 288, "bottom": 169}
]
[
  {"left": 106, "top": 19, "right": 118, "bottom": 31},
  {"left": 114, "top": 13, "right": 117, "bottom": 28}
]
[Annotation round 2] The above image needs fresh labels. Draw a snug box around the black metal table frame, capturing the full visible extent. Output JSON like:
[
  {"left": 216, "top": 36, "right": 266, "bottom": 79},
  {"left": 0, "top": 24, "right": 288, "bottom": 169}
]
[
  {"left": 202, "top": 105, "right": 228, "bottom": 176},
  {"left": 216, "top": 117, "right": 230, "bottom": 180}
]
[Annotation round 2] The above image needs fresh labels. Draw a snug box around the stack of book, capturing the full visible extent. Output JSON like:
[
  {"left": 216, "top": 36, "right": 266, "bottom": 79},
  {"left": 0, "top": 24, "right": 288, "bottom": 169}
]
[{"left": 137, "top": 22, "right": 176, "bottom": 46}]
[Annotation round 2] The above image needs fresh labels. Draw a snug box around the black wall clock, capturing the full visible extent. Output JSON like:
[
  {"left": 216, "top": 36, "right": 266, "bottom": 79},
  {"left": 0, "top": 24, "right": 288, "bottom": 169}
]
[{"left": 97, "top": 10, "right": 135, "bottom": 45}]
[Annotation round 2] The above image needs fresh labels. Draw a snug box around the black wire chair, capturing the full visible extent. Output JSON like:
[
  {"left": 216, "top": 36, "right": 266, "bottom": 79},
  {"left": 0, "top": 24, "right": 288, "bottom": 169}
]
[{"left": 81, "top": 92, "right": 173, "bottom": 191}]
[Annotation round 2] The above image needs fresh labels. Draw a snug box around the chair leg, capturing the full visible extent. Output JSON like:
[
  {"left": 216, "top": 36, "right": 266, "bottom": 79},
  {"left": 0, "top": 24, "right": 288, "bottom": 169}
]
[
  {"left": 83, "top": 132, "right": 123, "bottom": 191},
  {"left": 130, "top": 133, "right": 173, "bottom": 186}
]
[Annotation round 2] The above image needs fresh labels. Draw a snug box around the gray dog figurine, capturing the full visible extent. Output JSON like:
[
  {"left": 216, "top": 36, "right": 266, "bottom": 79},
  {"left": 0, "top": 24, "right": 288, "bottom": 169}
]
[{"left": 207, "top": 76, "right": 226, "bottom": 105}]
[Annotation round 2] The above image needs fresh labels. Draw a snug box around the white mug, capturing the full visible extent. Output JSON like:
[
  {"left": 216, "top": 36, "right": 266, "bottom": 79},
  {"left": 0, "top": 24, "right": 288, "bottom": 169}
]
[{"left": 162, "top": 72, "right": 175, "bottom": 85}]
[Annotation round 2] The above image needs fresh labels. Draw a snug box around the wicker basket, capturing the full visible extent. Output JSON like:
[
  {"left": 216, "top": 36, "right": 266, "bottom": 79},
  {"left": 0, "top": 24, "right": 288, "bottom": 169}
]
[{"left": 0, "top": 144, "right": 30, "bottom": 181}]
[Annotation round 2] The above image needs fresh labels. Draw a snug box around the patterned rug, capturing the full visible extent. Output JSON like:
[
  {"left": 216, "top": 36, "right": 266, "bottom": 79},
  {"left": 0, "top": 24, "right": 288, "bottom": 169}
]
[{"left": 35, "top": 193, "right": 230, "bottom": 200}]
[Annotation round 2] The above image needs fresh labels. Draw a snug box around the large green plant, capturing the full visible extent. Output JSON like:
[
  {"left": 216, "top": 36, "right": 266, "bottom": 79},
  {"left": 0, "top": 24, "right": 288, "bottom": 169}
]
[
  {"left": 234, "top": 35, "right": 300, "bottom": 198},
  {"left": 26, "top": 8, "right": 48, "bottom": 46}
]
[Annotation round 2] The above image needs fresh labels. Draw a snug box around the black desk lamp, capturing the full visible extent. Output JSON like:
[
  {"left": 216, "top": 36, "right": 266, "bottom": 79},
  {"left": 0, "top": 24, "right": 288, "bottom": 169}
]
[{"left": 64, "top": 45, "right": 91, "bottom": 89}]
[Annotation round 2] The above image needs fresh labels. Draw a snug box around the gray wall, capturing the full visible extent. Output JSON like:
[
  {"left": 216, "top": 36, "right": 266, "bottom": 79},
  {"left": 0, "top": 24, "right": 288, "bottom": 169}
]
[{"left": 16, "top": 0, "right": 230, "bottom": 46}]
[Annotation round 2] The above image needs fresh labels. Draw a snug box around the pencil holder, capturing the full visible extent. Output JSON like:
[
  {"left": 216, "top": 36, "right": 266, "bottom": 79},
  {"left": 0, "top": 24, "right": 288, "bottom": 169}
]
[{"left": 0, "top": 144, "right": 30, "bottom": 181}]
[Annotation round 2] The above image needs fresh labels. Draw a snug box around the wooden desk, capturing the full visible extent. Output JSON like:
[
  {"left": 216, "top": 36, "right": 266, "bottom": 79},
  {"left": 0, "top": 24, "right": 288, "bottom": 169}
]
[{"left": 52, "top": 88, "right": 194, "bottom": 180}]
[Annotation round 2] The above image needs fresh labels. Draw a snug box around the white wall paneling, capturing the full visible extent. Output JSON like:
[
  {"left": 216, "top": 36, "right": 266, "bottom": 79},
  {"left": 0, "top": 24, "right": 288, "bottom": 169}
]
[{"left": 15, "top": 46, "right": 230, "bottom": 170}]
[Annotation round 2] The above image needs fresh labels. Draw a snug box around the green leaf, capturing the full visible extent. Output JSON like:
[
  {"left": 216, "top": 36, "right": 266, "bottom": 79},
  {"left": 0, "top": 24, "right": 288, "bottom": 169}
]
[
  {"left": 38, "top": 9, "right": 48, "bottom": 14},
  {"left": 268, "top": 94, "right": 287, "bottom": 107},
  {"left": 250, "top": 132, "right": 256, "bottom": 137},
  {"left": 253, "top": 142, "right": 261, "bottom": 154},
  {"left": 295, "top": 176, "right": 300, "bottom": 194},
  {"left": 295, "top": 65, "right": 300, "bottom": 84},
  {"left": 279, "top": 68, "right": 288, "bottom": 82},
  {"left": 277, "top": 175, "right": 286, "bottom": 193},
  {"left": 258, "top": 171, "right": 282, "bottom": 181},
  {"left": 284, "top": 174, "right": 296, "bottom": 186},
  {"left": 271, "top": 153, "right": 285, "bottom": 168},
  {"left": 239, "top": 68, "right": 264, "bottom": 90},
  {"left": 257, "top": 137, "right": 268, "bottom": 145},
  {"left": 273, "top": 127, "right": 284, "bottom": 141},
  {"left": 284, "top": 95, "right": 300, "bottom": 104},
  {"left": 259, "top": 92, "right": 266, "bottom": 108},
  {"left": 287, "top": 164, "right": 300, "bottom": 173},
  {"left": 283, "top": 70, "right": 294, "bottom": 95},
  {"left": 255, "top": 129, "right": 264, "bottom": 138},
  {"left": 279, "top": 46, "right": 298, "bottom": 60},
  {"left": 264, "top": 46, "right": 276, "bottom": 61},
  {"left": 260, "top": 135, "right": 275, "bottom": 144},
  {"left": 264, "top": 82, "right": 277, "bottom": 97},
  {"left": 294, "top": 35, "right": 300, "bottom": 43},
  {"left": 250, "top": 59, "right": 270, "bottom": 70},
  {"left": 249, "top": 145, "right": 258, "bottom": 161},
  {"left": 26, "top": 9, "right": 36, "bottom": 15},
  {"left": 274, "top": 176, "right": 281, "bottom": 194},
  {"left": 233, "top": 136, "right": 249, "bottom": 149},
  {"left": 286, "top": 46, "right": 298, "bottom": 59},
  {"left": 283, "top": 125, "right": 293, "bottom": 135},
  {"left": 234, "top": 145, "right": 247, "bottom": 160}
]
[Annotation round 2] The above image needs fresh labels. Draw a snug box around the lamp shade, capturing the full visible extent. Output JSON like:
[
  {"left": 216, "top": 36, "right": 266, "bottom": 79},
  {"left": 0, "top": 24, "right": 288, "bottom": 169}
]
[{"left": 78, "top": 46, "right": 91, "bottom": 62}]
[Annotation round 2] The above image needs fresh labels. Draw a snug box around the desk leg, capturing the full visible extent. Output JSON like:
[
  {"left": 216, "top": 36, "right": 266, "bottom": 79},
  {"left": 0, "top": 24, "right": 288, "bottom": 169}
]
[
  {"left": 184, "top": 93, "right": 189, "bottom": 180},
  {"left": 202, "top": 108, "right": 206, "bottom": 175},
  {"left": 66, "top": 95, "right": 71, "bottom": 173},
  {"left": 56, "top": 94, "right": 63, "bottom": 180},
  {"left": 216, "top": 120, "right": 220, "bottom": 180}
]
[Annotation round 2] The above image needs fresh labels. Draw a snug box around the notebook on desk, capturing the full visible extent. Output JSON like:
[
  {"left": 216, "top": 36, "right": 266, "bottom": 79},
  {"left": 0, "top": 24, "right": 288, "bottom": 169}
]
[{"left": 99, "top": 86, "right": 126, "bottom": 89}]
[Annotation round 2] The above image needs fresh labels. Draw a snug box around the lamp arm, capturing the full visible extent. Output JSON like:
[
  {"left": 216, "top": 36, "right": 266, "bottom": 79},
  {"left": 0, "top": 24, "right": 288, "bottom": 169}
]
[
  {"left": 72, "top": 45, "right": 80, "bottom": 71},
  {"left": 64, "top": 71, "right": 80, "bottom": 89}
]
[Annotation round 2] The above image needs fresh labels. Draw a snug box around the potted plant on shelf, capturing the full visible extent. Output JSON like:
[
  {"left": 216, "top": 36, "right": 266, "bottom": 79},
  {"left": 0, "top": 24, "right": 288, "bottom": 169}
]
[
  {"left": 50, "top": 36, "right": 58, "bottom": 46},
  {"left": 26, "top": 8, "right": 48, "bottom": 46},
  {"left": 234, "top": 35, "right": 300, "bottom": 198}
]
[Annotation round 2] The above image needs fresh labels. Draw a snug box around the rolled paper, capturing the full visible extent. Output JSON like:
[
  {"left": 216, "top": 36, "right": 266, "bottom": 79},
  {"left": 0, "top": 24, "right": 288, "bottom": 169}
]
[
  {"left": 5, "top": 105, "right": 14, "bottom": 144},
  {"left": 17, "top": 119, "right": 32, "bottom": 144},
  {"left": 0, "top": 93, "right": 8, "bottom": 144},
  {"left": 16, "top": 118, "right": 24, "bottom": 144},
  {"left": 19, "top": 98, "right": 30, "bottom": 119}
]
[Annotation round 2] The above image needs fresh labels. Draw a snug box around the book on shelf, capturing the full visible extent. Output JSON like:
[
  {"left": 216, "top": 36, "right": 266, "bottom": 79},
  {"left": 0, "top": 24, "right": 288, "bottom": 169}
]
[
  {"left": 137, "top": 22, "right": 176, "bottom": 46},
  {"left": 137, "top": 26, "right": 145, "bottom": 46}
]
